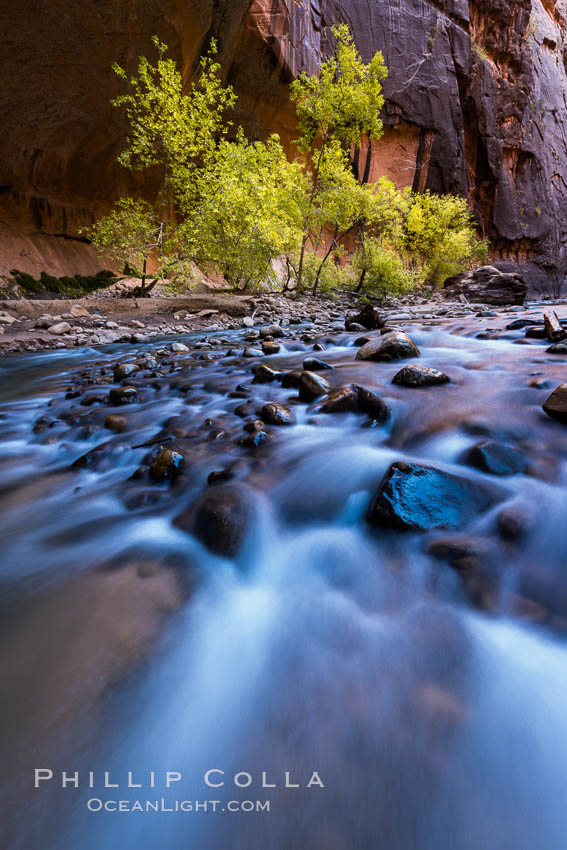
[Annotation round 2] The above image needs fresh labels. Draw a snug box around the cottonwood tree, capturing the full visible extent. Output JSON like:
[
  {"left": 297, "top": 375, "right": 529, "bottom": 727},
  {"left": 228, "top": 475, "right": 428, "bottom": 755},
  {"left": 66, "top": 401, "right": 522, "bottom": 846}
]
[{"left": 290, "top": 23, "right": 388, "bottom": 293}]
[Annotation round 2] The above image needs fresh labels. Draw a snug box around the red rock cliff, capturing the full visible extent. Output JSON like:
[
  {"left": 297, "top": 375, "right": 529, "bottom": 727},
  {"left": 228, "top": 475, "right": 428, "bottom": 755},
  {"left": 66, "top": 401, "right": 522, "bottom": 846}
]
[{"left": 2, "top": 0, "right": 567, "bottom": 290}]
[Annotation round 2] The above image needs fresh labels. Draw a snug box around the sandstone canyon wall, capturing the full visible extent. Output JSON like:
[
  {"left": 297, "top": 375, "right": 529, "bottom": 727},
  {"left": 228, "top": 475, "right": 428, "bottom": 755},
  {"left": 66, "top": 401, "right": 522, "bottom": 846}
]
[{"left": 2, "top": 0, "right": 567, "bottom": 292}]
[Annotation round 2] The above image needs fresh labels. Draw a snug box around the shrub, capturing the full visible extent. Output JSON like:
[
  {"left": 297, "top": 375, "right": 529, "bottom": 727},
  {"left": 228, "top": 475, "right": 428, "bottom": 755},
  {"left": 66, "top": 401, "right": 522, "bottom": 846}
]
[{"left": 351, "top": 239, "right": 416, "bottom": 297}]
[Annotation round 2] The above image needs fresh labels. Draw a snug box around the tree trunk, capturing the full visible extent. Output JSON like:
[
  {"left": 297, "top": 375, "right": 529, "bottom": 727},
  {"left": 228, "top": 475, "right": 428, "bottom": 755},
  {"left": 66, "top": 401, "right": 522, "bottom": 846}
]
[{"left": 355, "top": 268, "right": 367, "bottom": 294}]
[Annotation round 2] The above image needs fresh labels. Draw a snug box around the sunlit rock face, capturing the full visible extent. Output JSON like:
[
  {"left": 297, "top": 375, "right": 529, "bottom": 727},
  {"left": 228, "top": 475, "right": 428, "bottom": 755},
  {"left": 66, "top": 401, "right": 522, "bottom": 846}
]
[{"left": 3, "top": 0, "right": 567, "bottom": 289}]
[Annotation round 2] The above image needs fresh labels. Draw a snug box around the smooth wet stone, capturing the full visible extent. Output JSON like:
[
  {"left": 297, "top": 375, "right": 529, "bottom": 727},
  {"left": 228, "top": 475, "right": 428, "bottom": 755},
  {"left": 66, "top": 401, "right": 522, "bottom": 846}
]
[
  {"left": 261, "top": 402, "right": 295, "bottom": 425},
  {"left": 318, "top": 387, "right": 358, "bottom": 413},
  {"left": 367, "top": 462, "right": 498, "bottom": 532},
  {"left": 356, "top": 331, "right": 420, "bottom": 361},
  {"left": 171, "top": 342, "right": 189, "bottom": 353},
  {"left": 542, "top": 384, "right": 567, "bottom": 423},
  {"left": 525, "top": 327, "right": 547, "bottom": 339},
  {"left": 243, "top": 418, "right": 265, "bottom": 433},
  {"left": 104, "top": 414, "right": 128, "bottom": 433},
  {"left": 262, "top": 340, "right": 281, "bottom": 355},
  {"left": 207, "top": 468, "right": 234, "bottom": 485},
  {"left": 303, "top": 357, "right": 333, "bottom": 371},
  {"left": 244, "top": 347, "right": 263, "bottom": 357},
  {"left": 150, "top": 448, "right": 184, "bottom": 482},
  {"left": 259, "top": 324, "right": 284, "bottom": 338},
  {"left": 352, "top": 385, "right": 390, "bottom": 422},
  {"left": 281, "top": 370, "right": 303, "bottom": 388},
  {"left": 464, "top": 440, "right": 528, "bottom": 476},
  {"left": 238, "top": 430, "right": 269, "bottom": 448},
  {"left": 109, "top": 386, "right": 138, "bottom": 405},
  {"left": 175, "top": 483, "right": 255, "bottom": 558},
  {"left": 113, "top": 362, "right": 138, "bottom": 382},
  {"left": 546, "top": 341, "right": 567, "bottom": 354},
  {"left": 312, "top": 342, "right": 326, "bottom": 351},
  {"left": 252, "top": 364, "right": 279, "bottom": 383},
  {"left": 298, "top": 371, "right": 331, "bottom": 401},
  {"left": 392, "top": 364, "right": 450, "bottom": 387}
]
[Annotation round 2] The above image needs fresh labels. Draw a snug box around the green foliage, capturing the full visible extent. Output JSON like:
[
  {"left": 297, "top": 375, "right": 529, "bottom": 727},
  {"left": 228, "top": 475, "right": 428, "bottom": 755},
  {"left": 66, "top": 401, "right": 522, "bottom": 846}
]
[
  {"left": 88, "top": 198, "right": 162, "bottom": 274},
  {"left": 401, "top": 192, "right": 489, "bottom": 286},
  {"left": 87, "top": 29, "right": 488, "bottom": 301},
  {"left": 178, "top": 131, "right": 306, "bottom": 288},
  {"left": 351, "top": 238, "right": 415, "bottom": 298},
  {"left": 290, "top": 24, "right": 388, "bottom": 293},
  {"left": 10, "top": 269, "right": 117, "bottom": 297},
  {"left": 290, "top": 24, "right": 387, "bottom": 153},
  {"left": 299, "top": 248, "right": 354, "bottom": 294},
  {"left": 112, "top": 37, "right": 236, "bottom": 197}
]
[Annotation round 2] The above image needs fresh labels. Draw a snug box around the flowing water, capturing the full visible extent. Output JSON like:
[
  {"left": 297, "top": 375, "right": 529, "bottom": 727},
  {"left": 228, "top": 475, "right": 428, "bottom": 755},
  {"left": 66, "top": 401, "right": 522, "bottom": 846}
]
[{"left": 1, "top": 311, "right": 567, "bottom": 850}]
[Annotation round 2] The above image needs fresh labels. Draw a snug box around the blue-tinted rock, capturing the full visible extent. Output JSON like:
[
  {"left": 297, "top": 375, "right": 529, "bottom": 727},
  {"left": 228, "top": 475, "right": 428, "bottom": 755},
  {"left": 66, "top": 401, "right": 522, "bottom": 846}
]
[
  {"left": 464, "top": 440, "right": 527, "bottom": 476},
  {"left": 367, "top": 462, "right": 498, "bottom": 532}
]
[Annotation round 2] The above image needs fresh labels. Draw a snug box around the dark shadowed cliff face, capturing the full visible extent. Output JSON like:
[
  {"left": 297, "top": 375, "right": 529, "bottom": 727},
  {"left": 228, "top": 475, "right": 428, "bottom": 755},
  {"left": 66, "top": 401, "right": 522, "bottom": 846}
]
[{"left": 2, "top": 0, "right": 567, "bottom": 291}]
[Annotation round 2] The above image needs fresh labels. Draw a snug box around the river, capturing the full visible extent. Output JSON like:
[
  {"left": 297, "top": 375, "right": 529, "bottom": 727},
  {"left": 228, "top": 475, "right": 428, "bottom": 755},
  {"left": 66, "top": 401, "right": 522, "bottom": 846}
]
[{"left": 1, "top": 309, "right": 567, "bottom": 850}]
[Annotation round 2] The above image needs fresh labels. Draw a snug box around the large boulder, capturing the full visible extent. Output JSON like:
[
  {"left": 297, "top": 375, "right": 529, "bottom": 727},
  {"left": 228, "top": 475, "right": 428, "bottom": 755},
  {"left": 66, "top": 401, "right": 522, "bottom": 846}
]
[
  {"left": 367, "top": 462, "right": 498, "bottom": 532},
  {"left": 443, "top": 266, "right": 527, "bottom": 306},
  {"left": 356, "top": 331, "right": 420, "bottom": 361},
  {"left": 174, "top": 483, "right": 256, "bottom": 558}
]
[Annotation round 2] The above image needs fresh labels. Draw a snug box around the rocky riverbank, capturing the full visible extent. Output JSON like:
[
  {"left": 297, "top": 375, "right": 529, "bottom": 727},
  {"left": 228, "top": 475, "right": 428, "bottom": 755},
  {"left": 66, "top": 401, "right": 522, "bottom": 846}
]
[{"left": 1, "top": 286, "right": 564, "bottom": 356}]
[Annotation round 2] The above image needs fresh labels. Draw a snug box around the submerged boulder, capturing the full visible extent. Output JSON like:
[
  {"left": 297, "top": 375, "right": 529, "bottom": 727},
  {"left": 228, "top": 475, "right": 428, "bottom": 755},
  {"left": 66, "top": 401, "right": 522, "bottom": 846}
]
[
  {"left": 261, "top": 402, "right": 295, "bottom": 426},
  {"left": 367, "top": 462, "right": 498, "bottom": 532},
  {"left": 352, "top": 385, "right": 390, "bottom": 422},
  {"left": 317, "top": 387, "right": 358, "bottom": 413},
  {"left": 356, "top": 331, "right": 420, "bottom": 362},
  {"left": 392, "top": 364, "right": 450, "bottom": 387},
  {"left": 298, "top": 371, "right": 331, "bottom": 401},
  {"left": 174, "top": 483, "right": 256, "bottom": 558},
  {"left": 464, "top": 440, "right": 528, "bottom": 476},
  {"left": 150, "top": 448, "right": 184, "bottom": 482},
  {"left": 542, "top": 384, "right": 567, "bottom": 422}
]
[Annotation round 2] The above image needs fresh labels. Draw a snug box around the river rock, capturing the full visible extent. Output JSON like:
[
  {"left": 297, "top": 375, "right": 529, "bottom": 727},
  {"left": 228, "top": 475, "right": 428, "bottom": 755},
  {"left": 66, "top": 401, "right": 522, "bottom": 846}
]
[
  {"left": 261, "top": 402, "right": 295, "bottom": 425},
  {"left": 352, "top": 385, "right": 390, "bottom": 422},
  {"left": 303, "top": 357, "right": 333, "bottom": 371},
  {"left": 281, "top": 370, "right": 303, "bottom": 388},
  {"left": 392, "top": 364, "right": 450, "bottom": 387},
  {"left": 109, "top": 386, "right": 138, "bottom": 405},
  {"left": 104, "top": 414, "right": 128, "bottom": 433},
  {"left": 244, "top": 347, "right": 263, "bottom": 357},
  {"left": 356, "top": 331, "right": 420, "bottom": 361},
  {"left": 48, "top": 321, "right": 71, "bottom": 335},
  {"left": 443, "top": 265, "right": 527, "bottom": 305},
  {"left": 174, "top": 483, "right": 255, "bottom": 558},
  {"left": 367, "top": 462, "right": 498, "bottom": 532},
  {"left": 171, "top": 342, "right": 189, "bottom": 352},
  {"left": 70, "top": 304, "right": 89, "bottom": 318},
  {"left": 238, "top": 430, "right": 269, "bottom": 448},
  {"left": 252, "top": 364, "right": 279, "bottom": 383},
  {"left": 546, "top": 341, "right": 567, "bottom": 354},
  {"left": 298, "top": 371, "right": 331, "bottom": 401},
  {"left": 318, "top": 387, "right": 358, "bottom": 413},
  {"left": 542, "top": 384, "right": 567, "bottom": 422},
  {"left": 150, "top": 448, "right": 184, "bottom": 482},
  {"left": 262, "top": 340, "right": 280, "bottom": 355},
  {"left": 346, "top": 304, "right": 385, "bottom": 330},
  {"left": 464, "top": 440, "right": 528, "bottom": 476},
  {"left": 259, "top": 324, "right": 283, "bottom": 338},
  {"left": 242, "top": 316, "right": 254, "bottom": 328},
  {"left": 113, "top": 362, "right": 138, "bottom": 382}
]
